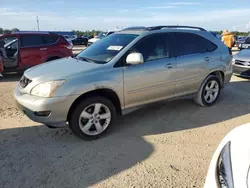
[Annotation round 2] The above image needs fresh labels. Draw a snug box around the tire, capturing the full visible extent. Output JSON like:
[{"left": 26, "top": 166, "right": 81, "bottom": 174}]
[
  {"left": 69, "top": 96, "right": 116, "bottom": 140},
  {"left": 194, "top": 75, "right": 221, "bottom": 107}
]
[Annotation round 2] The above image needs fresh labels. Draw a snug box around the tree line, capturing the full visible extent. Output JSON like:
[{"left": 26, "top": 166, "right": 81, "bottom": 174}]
[
  {"left": 0, "top": 27, "right": 19, "bottom": 34},
  {"left": 1, "top": 27, "right": 249, "bottom": 37}
]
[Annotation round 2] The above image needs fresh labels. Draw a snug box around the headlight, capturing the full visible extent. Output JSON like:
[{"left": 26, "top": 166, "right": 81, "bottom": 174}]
[
  {"left": 217, "top": 141, "right": 234, "bottom": 188},
  {"left": 232, "top": 58, "right": 235, "bottom": 65},
  {"left": 30, "top": 80, "right": 66, "bottom": 98}
]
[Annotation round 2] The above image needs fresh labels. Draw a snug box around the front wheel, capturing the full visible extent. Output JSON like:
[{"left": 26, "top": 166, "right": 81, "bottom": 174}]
[
  {"left": 69, "top": 96, "right": 116, "bottom": 140},
  {"left": 194, "top": 75, "right": 221, "bottom": 107}
]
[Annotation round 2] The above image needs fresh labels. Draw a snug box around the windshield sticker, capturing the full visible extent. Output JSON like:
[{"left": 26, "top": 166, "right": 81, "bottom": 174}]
[{"left": 107, "top": 46, "right": 123, "bottom": 51}]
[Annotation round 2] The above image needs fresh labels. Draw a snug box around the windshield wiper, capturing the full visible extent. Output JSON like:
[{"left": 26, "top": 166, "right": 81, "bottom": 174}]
[{"left": 75, "top": 56, "right": 96, "bottom": 63}]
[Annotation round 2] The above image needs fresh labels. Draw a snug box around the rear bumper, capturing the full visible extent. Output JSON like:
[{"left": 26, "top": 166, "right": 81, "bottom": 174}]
[
  {"left": 14, "top": 87, "right": 78, "bottom": 127},
  {"left": 233, "top": 65, "right": 250, "bottom": 78}
]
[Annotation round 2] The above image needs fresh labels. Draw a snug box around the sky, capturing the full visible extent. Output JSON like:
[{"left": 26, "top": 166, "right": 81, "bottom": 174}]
[{"left": 1, "top": 0, "right": 250, "bottom": 32}]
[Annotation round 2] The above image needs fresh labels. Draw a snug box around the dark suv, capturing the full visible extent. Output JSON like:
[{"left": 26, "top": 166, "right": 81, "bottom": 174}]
[
  {"left": 0, "top": 31, "right": 73, "bottom": 73},
  {"left": 238, "top": 35, "right": 250, "bottom": 50}
]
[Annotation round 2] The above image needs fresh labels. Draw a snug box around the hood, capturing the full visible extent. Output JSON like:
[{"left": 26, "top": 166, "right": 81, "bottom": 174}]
[
  {"left": 24, "top": 57, "right": 102, "bottom": 81},
  {"left": 88, "top": 38, "right": 100, "bottom": 43},
  {"left": 234, "top": 49, "right": 250, "bottom": 61}
]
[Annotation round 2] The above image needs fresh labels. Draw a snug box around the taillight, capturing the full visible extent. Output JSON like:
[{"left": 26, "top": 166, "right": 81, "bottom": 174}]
[
  {"left": 60, "top": 44, "right": 73, "bottom": 49},
  {"left": 59, "top": 37, "right": 73, "bottom": 49}
]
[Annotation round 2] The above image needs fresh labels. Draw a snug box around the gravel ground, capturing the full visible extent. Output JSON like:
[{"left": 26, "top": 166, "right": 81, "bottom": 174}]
[{"left": 0, "top": 75, "right": 250, "bottom": 188}]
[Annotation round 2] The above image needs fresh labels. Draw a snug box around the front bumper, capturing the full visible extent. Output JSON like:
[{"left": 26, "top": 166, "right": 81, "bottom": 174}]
[
  {"left": 14, "top": 87, "right": 78, "bottom": 127},
  {"left": 233, "top": 65, "right": 250, "bottom": 78}
]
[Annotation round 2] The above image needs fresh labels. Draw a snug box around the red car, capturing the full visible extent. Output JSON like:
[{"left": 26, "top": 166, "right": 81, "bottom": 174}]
[{"left": 0, "top": 32, "right": 73, "bottom": 74}]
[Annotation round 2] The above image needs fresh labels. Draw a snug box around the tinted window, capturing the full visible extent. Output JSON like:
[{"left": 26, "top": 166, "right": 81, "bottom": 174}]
[
  {"left": 130, "top": 34, "right": 174, "bottom": 62},
  {"left": 245, "top": 37, "right": 250, "bottom": 44},
  {"left": 20, "top": 35, "right": 43, "bottom": 47},
  {"left": 175, "top": 33, "right": 217, "bottom": 56},
  {"left": 43, "top": 35, "right": 58, "bottom": 44}
]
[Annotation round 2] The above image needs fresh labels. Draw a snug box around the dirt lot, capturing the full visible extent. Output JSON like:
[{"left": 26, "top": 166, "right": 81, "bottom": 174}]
[{"left": 0, "top": 75, "right": 250, "bottom": 188}]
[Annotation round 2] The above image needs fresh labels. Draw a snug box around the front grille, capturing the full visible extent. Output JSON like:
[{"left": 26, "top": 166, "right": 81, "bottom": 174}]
[
  {"left": 19, "top": 76, "right": 32, "bottom": 88},
  {"left": 235, "top": 60, "right": 250, "bottom": 67}
]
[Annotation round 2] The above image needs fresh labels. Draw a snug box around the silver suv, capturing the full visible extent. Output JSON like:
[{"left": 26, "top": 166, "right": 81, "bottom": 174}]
[{"left": 14, "top": 26, "right": 233, "bottom": 140}]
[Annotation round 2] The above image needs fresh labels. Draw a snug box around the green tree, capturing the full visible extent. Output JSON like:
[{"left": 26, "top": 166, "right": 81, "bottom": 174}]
[
  {"left": 11, "top": 28, "right": 19, "bottom": 32},
  {"left": 0, "top": 27, "right": 3, "bottom": 34},
  {"left": 3, "top": 29, "right": 11, "bottom": 34}
]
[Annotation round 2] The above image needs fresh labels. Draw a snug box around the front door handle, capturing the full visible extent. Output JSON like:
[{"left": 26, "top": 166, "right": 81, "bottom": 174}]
[
  {"left": 204, "top": 57, "right": 211, "bottom": 62},
  {"left": 40, "top": 48, "right": 47, "bottom": 51},
  {"left": 165, "top": 63, "right": 173, "bottom": 69}
]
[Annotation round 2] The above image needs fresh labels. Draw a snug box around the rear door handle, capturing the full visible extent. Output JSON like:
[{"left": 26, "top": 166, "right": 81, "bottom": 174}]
[
  {"left": 204, "top": 57, "right": 211, "bottom": 62},
  {"left": 40, "top": 48, "right": 47, "bottom": 51},
  {"left": 165, "top": 63, "right": 173, "bottom": 69}
]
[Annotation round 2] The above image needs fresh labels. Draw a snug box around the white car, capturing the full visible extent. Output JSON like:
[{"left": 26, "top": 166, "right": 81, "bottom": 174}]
[
  {"left": 87, "top": 31, "right": 115, "bottom": 46},
  {"left": 204, "top": 123, "right": 250, "bottom": 188}
]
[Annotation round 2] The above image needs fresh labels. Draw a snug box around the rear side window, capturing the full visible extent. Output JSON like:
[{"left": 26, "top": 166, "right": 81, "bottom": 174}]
[
  {"left": 20, "top": 35, "right": 43, "bottom": 47},
  {"left": 43, "top": 35, "right": 58, "bottom": 44},
  {"left": 175, "top": 33, "right": 217, "bottom": 56},
  {"left": 245, "top": 37, "right": 250, "bottom": 44}
]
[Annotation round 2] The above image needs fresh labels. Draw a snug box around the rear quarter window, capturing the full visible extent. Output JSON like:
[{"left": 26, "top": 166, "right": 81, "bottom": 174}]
[
  {"left": 245, "top": 37, "right": 250, "bottom": 44},
  {"left": 175, "top": 32, "right": 217, "bottom": 56},
  {"left": 43, "top": 35, "right": 58, "bottom": 44}
]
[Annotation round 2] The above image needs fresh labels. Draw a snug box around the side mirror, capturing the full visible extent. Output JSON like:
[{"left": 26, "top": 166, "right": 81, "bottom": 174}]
[{"left": 126, "top": 53, "right": 144, "bottom": 65}]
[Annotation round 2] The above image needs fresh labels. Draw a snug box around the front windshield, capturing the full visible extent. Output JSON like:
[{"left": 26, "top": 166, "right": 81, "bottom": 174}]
[
  {"left": 98, "top": 32, "right": 107, "bottom": 39},
  {"left": 76, "top": 33, "right": 138, "bottom": 64}
]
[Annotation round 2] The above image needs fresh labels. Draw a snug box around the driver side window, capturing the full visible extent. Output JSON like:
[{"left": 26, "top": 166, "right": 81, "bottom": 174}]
[{"left": 130, "top": 33, "right": 174, "bottom": 62}]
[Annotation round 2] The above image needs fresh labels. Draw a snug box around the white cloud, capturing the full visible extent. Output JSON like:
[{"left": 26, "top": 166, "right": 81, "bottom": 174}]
[
  {"left": 143, "top": 6, "right": 176, "bottom": 9},
  {"left": 119, "top": 9, "right": 129, "bottom": 12},
  {"left": 167, "top": 2, "right": 200, "bottom": 5},
  {"left": 245, "top": 21, "right": 250, "bottom": 29},
  {"left": 1, "top": 7, "right": 250, "bottom": 31}
]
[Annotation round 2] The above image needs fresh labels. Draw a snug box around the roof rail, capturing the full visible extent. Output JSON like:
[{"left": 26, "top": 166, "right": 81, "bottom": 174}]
[
  {"left": 121, "top": 26, "right": 149, "bottom": 31},
  {"left": 11, "top": 31, "right": 51, "bottom": 34},
  {"left": 148, "top": 25, "right": 206, "bottom": 31}
]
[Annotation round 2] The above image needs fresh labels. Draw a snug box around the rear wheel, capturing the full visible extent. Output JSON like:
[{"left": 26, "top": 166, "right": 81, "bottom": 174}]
[
  {"left": 194, "top": 75, "right": 221, "bottom": 106},
  {"left": 69, "top": 96, "right": 116, "bottom": 140}
]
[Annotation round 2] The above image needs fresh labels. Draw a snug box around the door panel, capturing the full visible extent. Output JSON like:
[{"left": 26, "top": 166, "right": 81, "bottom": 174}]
[
  {"left": 123, "top": 33, "right": 177, "bottom": 108},
  {"left": 123, "top": 58, "right": 177, "bottom": 108},
  {"left": 19, "top": 35, "right": 47, "bottom": 69},
  {"left": 174, "top": 32, "right": 218, "bottom": 96},
  {"left": 175, "top": 53, "right": 210, "bottom": 96},
  {"left": 19, "top": 47, "right": 46, "bottom": 69}
]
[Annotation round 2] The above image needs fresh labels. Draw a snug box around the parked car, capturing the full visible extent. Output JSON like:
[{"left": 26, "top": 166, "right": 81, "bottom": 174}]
[
  {"left": 0, "top": 31, "right": 73, "bottom": 74},
  {"left": 232, "top": 49, "right": 250, "bottom": 78},
  {"left": 204, "top": 123, "right": 250, "bottom": 188},
  {"left": 63, "top": 35, "right": 74, "bottom": 46},
  {"left": 72, "top": 36, "right": 88, "bottom": 46},
  {"left": 235, "top": 36, "right": 246, "bottom": 47},
  {"left": 87, "top": 31, "right": 115, "bottom": 46},
  {"left": 238, "top": 35, "right": 250, "bottom": 50},
  {"left": 14, "top": 26, "right": 232, "bottom": 140}
]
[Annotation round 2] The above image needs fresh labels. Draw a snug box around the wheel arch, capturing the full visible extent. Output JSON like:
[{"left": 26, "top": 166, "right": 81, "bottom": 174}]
[
  {"left": 67, "top": 88, "right": 122, "bottom": 122},
  {"left": 208, "top": 70, "right": 225, "bottom": 87}
]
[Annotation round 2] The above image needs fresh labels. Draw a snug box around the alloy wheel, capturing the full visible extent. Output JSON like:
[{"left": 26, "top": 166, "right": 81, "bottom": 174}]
[
  {"left": 204, "top": 80, "right": 219, "bottom": 103},
  {"left": 78, "top": 103, "right": 111, "bottom": 136}
]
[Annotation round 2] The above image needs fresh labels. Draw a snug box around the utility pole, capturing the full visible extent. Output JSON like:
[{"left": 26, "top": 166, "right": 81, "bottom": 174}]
[{"left": 36, "top": 16, "right": 40, "bottom": 31}]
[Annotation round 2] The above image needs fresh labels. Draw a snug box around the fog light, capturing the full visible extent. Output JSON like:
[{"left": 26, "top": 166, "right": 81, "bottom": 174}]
[{"left": 34, "top": 111, "right": 51, "bottom": 117}]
